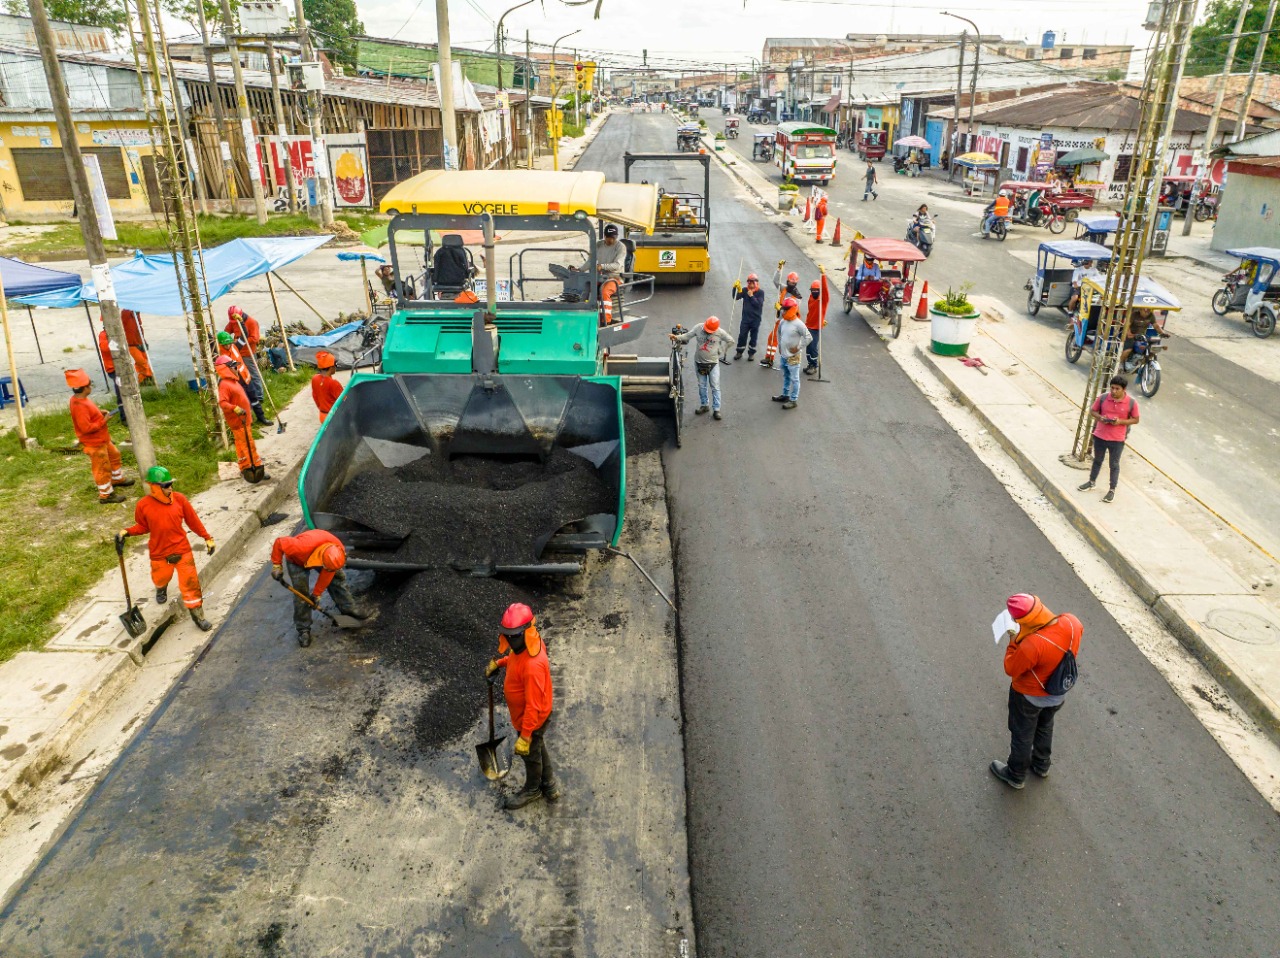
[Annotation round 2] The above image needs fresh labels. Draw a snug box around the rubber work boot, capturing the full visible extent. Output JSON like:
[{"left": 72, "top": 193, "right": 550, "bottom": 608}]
[
  {"left": 99, "top": 491, "right": 126, "bottom": 505},
  {"left": 155, "top": 586, "right": 168, "bottom": 605},
  {"left": 252, "top": 402, "right": 274, "bottom": 426},
  {"left": 113, "top": 477, "right": 136, "bottom": 487},
  {"left": 189, "top": 606, "right": 213, "bottom": 632},
  {"left": 297, "top": 630, "right": 312, "bottom": 648},
  {"left": 504, "top": 754, "right": 545, "bottom": 810},
  {"left": 989, "top": 760, "right": 1025, "bottom": 790},
  {"left": 734, "top": 348, "right": 744, "bottom": 360}
]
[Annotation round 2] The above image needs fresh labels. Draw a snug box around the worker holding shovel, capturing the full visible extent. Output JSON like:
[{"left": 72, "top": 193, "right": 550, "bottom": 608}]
[
  {"left": 216, "top": 331, "right": 272, "bottom": 426},
  {"left": 66, "top": 368, "right": 135, "bottom": 505},
  {"left": 485, "top": 602, "right": 559, "bottom": 809},
  {"left": 271, "top": 529, "right": 371, "bottom": 648},
  {"left": 215, "top": 356, "right": 270, "bottom": 484},
  {"left": 117, "top": 465, "right": 214, "bottom": 632}
]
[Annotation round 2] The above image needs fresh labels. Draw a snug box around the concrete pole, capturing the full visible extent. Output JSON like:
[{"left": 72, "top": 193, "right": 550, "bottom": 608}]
[
  {"left": 266, "top": 39, "right": 297, "bottom": 212},
  {"left": 435, "top": 0, "right": 459, "bottom": 169},
  {"left": 1183, "top": 0, "right": 1247, "bottom": 235},
  {"left": 295, "top": 0, "right": 335, "bottom": 226},
  {"left": 525, "top": 30, "right": 535, "bottom": 170},
  {"left": 951, "top": 32, "right": 965, "bottom": 179},
  {"left": 197, "top": 0, "right": 237, "bottom": 205},
  {"left": 218, "top": 0, "right": 269, "bottom": 223},
  {"left": 1233, "top": 0, "right": 1279, "bottom": 139},
  {"left": 28, "top": 0, "right": 154, "bottom": 468},
  {"left": 0, "top": 275, "right": 28, "bottom": 445}
]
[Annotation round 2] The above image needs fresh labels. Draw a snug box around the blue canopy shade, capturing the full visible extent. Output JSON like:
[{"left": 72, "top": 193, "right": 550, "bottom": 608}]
[
  {"left": 1038, "top": 239, "right": 1114, "bottom": 261},
  {"left": 1075, "top": 213, "right": 1119, "bottom": 233},
  {"left": 1225, "top": 247, "right": 1280, "bottom": 262},
  {"left": 15, "top": 236, "right": 332, "bottom": 315},
  {"left": 0, "top": 256, "right": 81, "bottom": 298}
]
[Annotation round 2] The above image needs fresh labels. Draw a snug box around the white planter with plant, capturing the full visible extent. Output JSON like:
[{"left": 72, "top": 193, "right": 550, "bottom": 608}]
[
  {"left": 929, "top": 285, "right": 980, "bottom": 356},
  {"left": 777, "top": 183, "right": 799, "bottom": 211}
]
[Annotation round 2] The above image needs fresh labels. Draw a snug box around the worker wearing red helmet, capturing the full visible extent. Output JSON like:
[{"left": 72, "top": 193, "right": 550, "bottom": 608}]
[
  {"left": 730, "top": 272, "right": 765, "bottom": 362},
  {"left": 311, "top": 351, "right": 344, "bottom": 423},
  {"left": 66, "top": 368, "right": 134, "bottom": 504},
  {"left": 485, "top": 602, "right": 558, "bottom": 809},
  {"left": 764, "top": 295, "right": 797, "bottom": 369},
  {"left": 804, "top": 266, "right": 831, "bottom": 375},
  {"left": 765, "top": 261, "right": 802, "bottom": 368},
  {"left": 225, "top": 305, "right": 262, "bottom": 352},
  {"left": 670, "top": 316, "right": 735, "bottom": 421},
  {"left": 215, "top": 355, "right": 268, "bottom": 482},
  {"left": 271, "top": 529, "right": 370, "bottom": 647}
]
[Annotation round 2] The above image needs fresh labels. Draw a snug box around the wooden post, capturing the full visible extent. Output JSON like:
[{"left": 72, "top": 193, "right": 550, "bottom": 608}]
[
  {"left": 271, "top": 270, "right": 330, "bottom": 328},
  {"left": 265, "top": 271, "right": 294, "bottom": 370},
  {"left": 360, "top": 256, "right": 372, "bottom": 316},
  {"left": 0, "top": 271, "right": 29, "bottom": 445}
]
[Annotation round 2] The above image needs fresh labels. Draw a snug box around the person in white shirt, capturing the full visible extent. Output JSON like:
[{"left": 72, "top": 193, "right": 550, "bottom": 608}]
[
  {"left": 1067, "top": 258, "right": 1101, "bottom": 314},
  {"left": 771, "top": 298, "right": 812, "bottom": 409}
]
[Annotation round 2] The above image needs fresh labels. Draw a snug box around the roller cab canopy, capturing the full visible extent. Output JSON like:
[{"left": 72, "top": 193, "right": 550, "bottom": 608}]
[{"left": 379, "top": 170, "right": 658, "bottom": 233}]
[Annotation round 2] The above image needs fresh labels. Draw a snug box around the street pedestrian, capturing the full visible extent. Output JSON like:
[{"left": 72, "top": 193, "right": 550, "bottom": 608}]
[
  {"left": 804, "top": 266, "right": 830, "bottom": 375},
  {"left": 1078, "top": 375, "right": 1138, "bottom": 504},
  {"left": 118, "top": 465, "right": 214, "bottom": 631},
  {"left": 66, "top": 368, "right": 133, "bottom": 504},
  {"left": 862, "top": 160, "right": 879, "bottom": 201},
  {"left": 485, "top": 602, "right": 558, "bottom": 809},
  {"left": 671, "top": 316, "right": 735, "bottom": 420},
  {"left": 814, "top": 193, "right": 829, "bottom": 243},
  {"left": 216, "top": 331, "right": 272, "bottom": 426},
  {"left": 311, "top": 350, "right": 344, "bottom": 423},
  {"left": 772, "top": 298, "right": 811, "bottom": 409},
  {"left": 271, "top": 529, "right": 370, "bottom": 648},
  {"left": 990, "top": 593, "right": 1083, "bottom": 789},
  {"left": 96, "top": 323, "right": 126, "bottom": 426},
  {"left": 215, "top": 355, "right": 270, "bottom": 483},
  {"left": 731, "top": 272, "right": 766, "bottom": 361}
]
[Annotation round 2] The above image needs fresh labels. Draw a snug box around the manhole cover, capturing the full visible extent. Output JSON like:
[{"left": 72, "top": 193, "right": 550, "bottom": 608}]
[{"left": 1205, "top": 608, "right": 1280, "bottom": 646}]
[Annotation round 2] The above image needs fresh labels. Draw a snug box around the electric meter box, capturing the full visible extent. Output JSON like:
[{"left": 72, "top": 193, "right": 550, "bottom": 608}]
[{"left": 287, "top": 61, "right": 325, "bottom": 92}]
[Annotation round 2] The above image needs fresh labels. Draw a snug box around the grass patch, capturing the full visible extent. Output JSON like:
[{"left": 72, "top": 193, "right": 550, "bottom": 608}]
[
  {"left": 0, "top": 367, "right": 313, "bottom": 663},
  {"left": 0, "top": 211, "right": 386, "bottom": 259}
]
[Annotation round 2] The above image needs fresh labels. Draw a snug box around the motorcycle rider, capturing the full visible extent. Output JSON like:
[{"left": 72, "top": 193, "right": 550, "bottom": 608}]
[
  {"left": 853, "top": 255, "right": 881, "bottom": 296},
  {"left": 982, "top": 190, "right": 1011, "bottom": 237},
  {"left": 908, "top": 204, "right": 934, "bottom": 251}
]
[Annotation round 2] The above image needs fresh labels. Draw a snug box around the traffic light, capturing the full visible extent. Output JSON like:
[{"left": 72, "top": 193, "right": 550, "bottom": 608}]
[{"left": 574, "top": 61, "right": 586, "bottom": 92}]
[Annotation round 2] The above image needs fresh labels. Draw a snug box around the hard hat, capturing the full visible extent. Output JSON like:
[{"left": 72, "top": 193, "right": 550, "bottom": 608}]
[
  {"left": 146, "top": 465, "right": 173, "bottom": 485},
  {"left": 786, "top": 271, "right": 799, "bottom": 285},
  {"left": 1007, "top": 593, "right": 1035, "bottom": 619},
  {"left": 213, "top": 355, "right": 234, "bottom": 367},
  {"left": 810, "top": 280, "right": 821, "bottom": 291},
  {"left": 703, "top": 316, "right": 721, "bottom": 332},
  {"left": 782, "top": 296, "right": 798, "bottom": 310},
  {"left": 315, "top": 350, "right": 337, "bottom": 370},
  {"left": 228, "top": 305, "right": 242, "bottom": 318},
  {"left": 216, "top": 331, "right": 234, "bottom": 345},
  {"left": 64, "top": 368, "right": 90, "bottom": 389},
  {"left": 500, "top": 602, "right": 535, "bottom": 635},
  {"left": 319, "top": 542, "right": 346, "bottom": 571},
  {"left": 746, "top": 273, "right": 759, "bottom": 282},
  {"left": 999, "top": 189, "right": 1009, "bottom": 197}
]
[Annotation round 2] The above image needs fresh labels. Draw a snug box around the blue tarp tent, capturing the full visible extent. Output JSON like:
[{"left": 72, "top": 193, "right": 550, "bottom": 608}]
[
  {"left": 0, "top": 256, "right": 81, "bottom": 298},
  {"left": 14, "top": 236, "right": 332, "bottom": 315}
]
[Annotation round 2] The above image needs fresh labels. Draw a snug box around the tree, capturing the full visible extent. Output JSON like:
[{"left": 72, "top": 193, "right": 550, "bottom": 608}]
[
  {"left": 303, "top": 0, "right": 363, "bottom": 71},
  {"left": 4, "top": 0, "right": 125, "bottom": 33},
  {"left": 1187, "top": 0, "right": 1278, "bottom": 76}
]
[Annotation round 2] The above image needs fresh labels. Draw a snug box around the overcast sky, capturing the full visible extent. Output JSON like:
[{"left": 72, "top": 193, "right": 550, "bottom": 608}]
[{"left": 357, "top": 0, "right": 1155, "bottom": 68}]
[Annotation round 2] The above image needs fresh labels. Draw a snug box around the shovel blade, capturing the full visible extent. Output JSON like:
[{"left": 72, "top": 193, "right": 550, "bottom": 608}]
[
  {"left": 119, "top": 606, "right": 147, "bottom": 639},
  {"left": 476, "top": 738, "right": 509, "bottom": 781}
]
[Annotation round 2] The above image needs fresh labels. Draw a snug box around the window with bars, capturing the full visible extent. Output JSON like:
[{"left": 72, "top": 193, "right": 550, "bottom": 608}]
[
  {"left": 11, "top": 147, "right": 131, "bottom": 202},
  {"left": 1113, "top": 154, "right": 1133, "bottom": 182}
]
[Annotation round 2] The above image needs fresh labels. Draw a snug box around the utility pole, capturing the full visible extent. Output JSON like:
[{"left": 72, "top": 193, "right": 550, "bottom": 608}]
[
  {"left": 295, "top": 0, "right": 335, "bottom": 225},
  {"left": 525, "top": 30, "right": 535, "bottom": 169},
  {"left": 218, "top": 0, "right": 269, "bottom": 223},
  {"left": 1233, "top": 0, "right": 1279, "bottom": 139},
  {"left": 951, "top": 30, "right": 966, "bottom": 179},
  {"left": 196, "top": 0, "right": 236, "bottom": 206},
  {"left": 266, "top": 38, "right": 297, "bottom": 212},
  {"left": 435, "top": 0, "right": 459, "bottom": 169},
  {"left": 1183, "top": 0, "right": 1247, "bottom": 235},
  {"left": 573, "top": 49, "right": 581, "bottom": 130},
  {"left": 28, "top": 0, "right": 154, "bottom": 468}
]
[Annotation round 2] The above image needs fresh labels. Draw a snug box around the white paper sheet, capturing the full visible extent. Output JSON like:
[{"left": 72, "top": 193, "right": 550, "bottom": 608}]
[{"left": 991, "top": 609, "right": 1016, "bottom": 645}]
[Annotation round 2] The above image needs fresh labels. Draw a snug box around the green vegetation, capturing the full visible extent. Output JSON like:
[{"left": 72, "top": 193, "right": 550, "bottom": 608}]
[
  {"left": 304, "top": 0, "right": 364, "bottom": 71},
  {"left": 4, "top": 0, "right": 125, "bottom": 33},
  {"left": 0, "top": 211, "right": 385, "bottom": 259},
  {"left": 1187, "top": 0, "right": 1278, "bottom": 77},
  {"left": 935, "top": 284, "right": 977, "bottom": 316},
  {"left": 0, "top": 368, "right": 313, "bottom": 662}
]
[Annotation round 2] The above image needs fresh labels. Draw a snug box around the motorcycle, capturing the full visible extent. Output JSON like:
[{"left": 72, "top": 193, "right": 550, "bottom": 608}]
[
  {"left": 906, "top": 217, "right": 936, "bottom": 257},
  {"left": 1193, "top": 195, "right": 1217, "bottom": 222},
  {"left": 980, "top": 209, "right": 1009, "bottom": 242},
  {"left": 1065, "top": 317, "right": 1167, "bottom": 397},
  {"left": 1011, "top": 196, "right": 1066, "bottom": 234}
]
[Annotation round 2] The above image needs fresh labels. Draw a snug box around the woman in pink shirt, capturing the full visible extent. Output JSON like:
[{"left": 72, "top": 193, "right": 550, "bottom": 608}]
[{"left": 1078, "top": 375, "right": 1139, "bottom": 503}]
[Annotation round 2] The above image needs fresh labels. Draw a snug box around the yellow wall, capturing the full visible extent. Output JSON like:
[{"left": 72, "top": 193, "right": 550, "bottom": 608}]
[{"left": 0, "top": 118, "right": 156, "bottom": 219}]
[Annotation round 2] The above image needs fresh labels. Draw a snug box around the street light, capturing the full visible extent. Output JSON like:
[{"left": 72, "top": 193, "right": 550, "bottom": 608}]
[
  {"left": 942, "top": 11, "right": 981, "bottom": 159},
  {"left": 495, "top": 0, "right": 537, "bottom": 92},
  {"left": 550, "top": 29, "right": 581, "bottom": 171}
]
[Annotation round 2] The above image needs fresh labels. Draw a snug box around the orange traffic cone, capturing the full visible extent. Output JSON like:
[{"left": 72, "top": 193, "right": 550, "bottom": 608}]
[
  {"left": 829, "top": 218, "right": 842, "bottom": 246},
  {"left": 803, "top": 195, "right": 812, "bottom": 221},
  {"left": 914, "top": 280, "right": 930, "bottom": 321}
]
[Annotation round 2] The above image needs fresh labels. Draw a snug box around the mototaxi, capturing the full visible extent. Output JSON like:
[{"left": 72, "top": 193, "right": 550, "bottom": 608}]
[
  {"left": 999, "top": 181, "right": 1065, "bottom": 232},
  {"left": 1065, "top": 274, "right": 1179, "bottom": 397},
  {"left": 751, "top": 132, "right": 773, "bottom": 161},
  {"left": 676, "top": 124, "right": 701, "bottom": 152},
  {"left": 1025, "top": 239, "right": 1112, "bottom": 318},
  {"left": 841, "top": 237, "right": 925, "bottom": 338},
  {"left": 1212, "top": 247, "right": 1280, "bottom": 338},
  {"left": 1073, "top": 212, "right": 1119, "bottom": 247},
  {"left": 725, "top": 117, "right": 740, "bottom": 139}
]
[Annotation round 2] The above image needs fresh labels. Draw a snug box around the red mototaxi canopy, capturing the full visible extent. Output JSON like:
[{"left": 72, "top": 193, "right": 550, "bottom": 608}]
[
  {"left": 999, "top": 181, "right": 1055, "bottom": 191},
  {"left": 850, "top": 238, "right": 927, "bottom": 263}
]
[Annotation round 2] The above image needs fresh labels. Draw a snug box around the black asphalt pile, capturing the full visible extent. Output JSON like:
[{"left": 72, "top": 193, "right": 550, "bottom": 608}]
[
  {"left": 331, "top": 446, "right": 615, "bottom": 566},
  {"left": 358, "top": 571, "right": 549, "bottom": 751},
  {"left": 624, "top": 403, "right": 666, "bottom": 456}
]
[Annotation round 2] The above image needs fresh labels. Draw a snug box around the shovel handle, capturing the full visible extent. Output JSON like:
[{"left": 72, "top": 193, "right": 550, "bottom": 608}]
[{"left": 278, "top": 578, "right": 339, "bottom": 626}]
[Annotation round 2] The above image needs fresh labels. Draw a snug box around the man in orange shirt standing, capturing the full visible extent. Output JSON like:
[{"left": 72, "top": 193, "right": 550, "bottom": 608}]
[
  {"left": 310, "top": 351, "right": 343, "bottom": 423},
  {"left": 485, "top": 602, "right": 558, "bottom": 809},
  {"left": 215, "top": 356, "right": 269, "bottom": 483},
  {"left": 117, "top": 465, "right": 214, "bottom": 631},
  {"left": 803, "top": 265, "right": 830, "bottom": 375},
  {"left": 118, "top": 309, "right": 155, "bottom": 385},
  {"left": 991, "top": 593, "right": 1083, "bottom": 789},
  {"left": 66, "top": 368, "right": 134, "bottom": 504},
  {"left": 270, "top": 529, "right": 370, "bottom": 647}
]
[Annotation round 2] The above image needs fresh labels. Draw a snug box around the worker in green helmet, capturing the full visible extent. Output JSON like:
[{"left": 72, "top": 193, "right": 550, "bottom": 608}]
[
  {"left": 117, "top": 465, "right": 215, "bottom": 631},
  {"left": 215, "top": 330, "right": 272, "bottom": 425}
]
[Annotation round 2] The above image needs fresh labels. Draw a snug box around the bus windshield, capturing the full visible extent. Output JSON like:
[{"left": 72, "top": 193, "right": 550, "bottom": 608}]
[{"left": 794, "top": 144, "right": 833, "bottom": 160}]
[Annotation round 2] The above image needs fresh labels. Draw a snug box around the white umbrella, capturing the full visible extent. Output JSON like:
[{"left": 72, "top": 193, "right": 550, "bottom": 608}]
[{"left": 894, "top": 135, "right": 931, "bottom": 149}]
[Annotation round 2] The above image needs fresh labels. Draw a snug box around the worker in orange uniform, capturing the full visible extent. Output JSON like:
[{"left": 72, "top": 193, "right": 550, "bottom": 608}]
[
  {"left": 454, "top": 281, "right": 480, "bottom": 304},
  {"left": 66, "top": 368, "right": 134, "bottom": 504},
  {"left": 224, "top": 305, "right": 261, "bottom": 352},
  {"left": 118, "top": 309, "right": 155, "bottom": 384},
  {"left": 117, "top": 465, "right": 214, "bottom": 631},
  {"left": 803, "top": 265, "right": 830, "bottom": 375},
  {"left": 270, "top": 529, "right": 371, "bottom": 647},
  {"left": 311, "top": 351, "right": 343, "bottom": 423},
  {"left": 813, "top": 193, "right": 829, "bottom": 243},
  {"left": 215, "top": 355, "right": 269, "bottom": 483},
  {"left": 485, "top": 602, "right": 558, "bottom": 809},
  {"left": 216, "top": 331, "right": 271, "bottom": 425}
]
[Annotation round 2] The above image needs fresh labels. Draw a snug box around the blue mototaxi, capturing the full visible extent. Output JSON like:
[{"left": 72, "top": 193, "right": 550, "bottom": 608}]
[
  {"left": 1073, "top": 212, "right": 1119, "bottom": 247},
  {"left": 1065, "top": 274, "right": 1181, "bottom": 397},
  {"left": 1025, "top": 239, "right": 1113, "bottom": 317},
  {"left": 1212, "top": 247, "right": 1280, "bottom": 339}
]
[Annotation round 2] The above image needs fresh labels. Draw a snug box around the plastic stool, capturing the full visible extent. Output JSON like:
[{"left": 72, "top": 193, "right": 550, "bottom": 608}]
[{"left": 0, "top": 376, "right": 27, "bottom": 411}]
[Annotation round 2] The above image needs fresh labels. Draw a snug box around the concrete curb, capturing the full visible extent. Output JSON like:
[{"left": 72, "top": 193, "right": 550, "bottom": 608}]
[
  {"left": 0, "top": 384, "right": 323, "bottom": 821},
  {"left": 915, "top": 342, "right": 1280, "bottom": 747}
]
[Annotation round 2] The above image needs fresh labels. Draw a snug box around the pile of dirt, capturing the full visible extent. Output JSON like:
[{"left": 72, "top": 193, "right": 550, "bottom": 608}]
[
  {"left": 357, "top": 571, "right": 549, "bottom": 751},
  {"left": 623, "top": 403, "right": 666, "bottom": 456},
  {"left": 331, "top": 447, "right": 615, "bottom": 566}
]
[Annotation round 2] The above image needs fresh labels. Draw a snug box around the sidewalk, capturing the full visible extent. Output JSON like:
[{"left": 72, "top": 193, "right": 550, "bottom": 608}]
[{"left": 0, "top": 381, "right": 326, "bottom": 818}]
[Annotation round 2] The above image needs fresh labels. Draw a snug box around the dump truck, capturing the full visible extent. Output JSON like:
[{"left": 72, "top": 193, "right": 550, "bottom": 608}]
[
  {"left": 623, "top": 152, "right": 711, "bottom": 286},
  {"left": 297, "top": 170, "right": 680, "bottom": 575}
]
